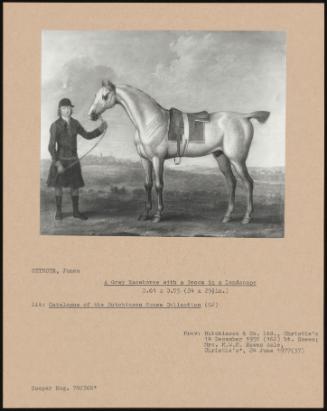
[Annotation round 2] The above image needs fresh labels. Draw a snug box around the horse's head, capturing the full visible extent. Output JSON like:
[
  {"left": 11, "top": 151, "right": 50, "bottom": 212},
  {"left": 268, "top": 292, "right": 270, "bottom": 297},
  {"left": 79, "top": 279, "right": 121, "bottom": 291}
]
[{"left": 88, "top": 80, "right": 117, "bottom": 121}]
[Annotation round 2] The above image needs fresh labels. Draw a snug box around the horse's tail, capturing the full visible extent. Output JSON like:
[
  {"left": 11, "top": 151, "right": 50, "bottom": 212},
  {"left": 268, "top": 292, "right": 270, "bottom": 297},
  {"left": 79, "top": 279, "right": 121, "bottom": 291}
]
[{"left": 245, "top": 111, "right": 270, "bottom": 124}]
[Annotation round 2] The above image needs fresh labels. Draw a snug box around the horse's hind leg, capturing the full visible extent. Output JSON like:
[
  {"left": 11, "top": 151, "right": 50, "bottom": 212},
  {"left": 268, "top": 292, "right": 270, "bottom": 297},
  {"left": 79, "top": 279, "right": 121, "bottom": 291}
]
[
  {"left": 138, "top": 157, "right": 153, "bottom": 221},
  {"left": 213, "top": 151, "right": 236, "bottom": 223},
  {"left": 230, "top": 160, "right": 254, "bottom": 224}
]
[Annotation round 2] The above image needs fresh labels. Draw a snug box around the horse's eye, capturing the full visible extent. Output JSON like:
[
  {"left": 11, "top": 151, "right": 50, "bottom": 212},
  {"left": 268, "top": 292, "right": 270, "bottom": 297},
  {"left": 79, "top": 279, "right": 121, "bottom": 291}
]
[{"left": 103, "top": 94, "right": 109, "bottom": 101}]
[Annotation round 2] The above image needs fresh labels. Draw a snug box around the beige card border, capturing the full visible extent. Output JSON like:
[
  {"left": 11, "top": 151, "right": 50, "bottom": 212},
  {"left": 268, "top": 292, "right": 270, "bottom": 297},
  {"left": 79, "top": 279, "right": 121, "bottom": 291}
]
[{"left": 3, "top": 3, "right": 324, "bottom": 408}]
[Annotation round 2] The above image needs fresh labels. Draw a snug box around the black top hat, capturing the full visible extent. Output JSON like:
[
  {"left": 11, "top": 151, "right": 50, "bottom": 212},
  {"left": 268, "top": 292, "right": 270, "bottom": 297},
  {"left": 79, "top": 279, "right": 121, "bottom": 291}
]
[{"left": 58, "top": 98, "right": 74, "bottom": 108}]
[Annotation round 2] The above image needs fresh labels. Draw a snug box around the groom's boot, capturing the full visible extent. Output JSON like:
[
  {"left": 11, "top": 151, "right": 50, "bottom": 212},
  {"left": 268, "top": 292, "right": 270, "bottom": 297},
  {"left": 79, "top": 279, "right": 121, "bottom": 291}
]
[
  {"left": 72, "top": 195, "right": 88, "bottom": 220},
  {"left": 55, "top": 196, "right": 63, "bottom": 220}
]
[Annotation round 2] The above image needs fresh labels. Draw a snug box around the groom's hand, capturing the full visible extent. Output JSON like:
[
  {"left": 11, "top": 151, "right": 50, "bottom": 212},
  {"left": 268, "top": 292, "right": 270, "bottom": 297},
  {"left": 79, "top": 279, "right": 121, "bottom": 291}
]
[{"left": 55, "top": 161, "right": 65, "bottom": 174}]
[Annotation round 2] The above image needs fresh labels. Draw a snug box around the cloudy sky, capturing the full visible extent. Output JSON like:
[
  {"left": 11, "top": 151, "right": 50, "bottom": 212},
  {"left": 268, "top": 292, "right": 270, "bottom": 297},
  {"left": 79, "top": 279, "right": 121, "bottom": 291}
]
[{"left": 41, "top": 31, "right": 286, "bottom": 168}]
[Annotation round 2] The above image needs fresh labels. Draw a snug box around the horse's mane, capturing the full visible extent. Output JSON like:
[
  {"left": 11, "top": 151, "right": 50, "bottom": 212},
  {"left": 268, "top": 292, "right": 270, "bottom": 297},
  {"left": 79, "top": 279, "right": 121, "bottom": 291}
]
[{"left": 119, "top": 84, "right": 166, "bottom": 110}]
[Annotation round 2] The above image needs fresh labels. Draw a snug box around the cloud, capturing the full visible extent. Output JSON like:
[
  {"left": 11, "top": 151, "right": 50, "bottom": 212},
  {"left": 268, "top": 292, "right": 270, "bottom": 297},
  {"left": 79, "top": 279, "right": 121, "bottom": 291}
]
[
  {"left": 150, "top": 33, "right": 221, "bottom": 105},
  {"left": 147, "top": 32, "right": 285, "bottom": 114},
  {"left": 42, "top": 56, "right": 115, "bottom": 114},
  {"left": 41, "top": 31, "right": 286, "bottom": 166}
]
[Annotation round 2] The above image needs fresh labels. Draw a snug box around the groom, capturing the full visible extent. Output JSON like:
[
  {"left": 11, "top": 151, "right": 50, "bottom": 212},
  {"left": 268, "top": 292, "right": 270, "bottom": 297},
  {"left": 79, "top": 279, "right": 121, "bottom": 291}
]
[{"left": 47, "top": 98, "right": 108, "bottom": 220}]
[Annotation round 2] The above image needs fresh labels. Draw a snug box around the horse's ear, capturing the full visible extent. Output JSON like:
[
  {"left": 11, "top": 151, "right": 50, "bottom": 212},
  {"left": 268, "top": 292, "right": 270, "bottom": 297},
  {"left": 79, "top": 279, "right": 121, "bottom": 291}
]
[
  {"left": 102, "top": 80, "right": 116, "bottom": 92},
  {"left": 109, "top": 81, "right": 116, "bottom": 93}
]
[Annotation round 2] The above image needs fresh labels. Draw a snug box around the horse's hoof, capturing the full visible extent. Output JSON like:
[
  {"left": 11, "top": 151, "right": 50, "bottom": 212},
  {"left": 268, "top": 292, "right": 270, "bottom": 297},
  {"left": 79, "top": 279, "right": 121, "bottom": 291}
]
[
  {"left": 242, "top": 217, "right": 251, "bottom": 224},
  {"left": 138, "top": 214, "right": 150, "bottom": 221},
  {"left": 222, "top": 216, "right": 231, "bottom": 223},
  {"left": 152, "top": 216, "right": 161, "bottom": 223}
]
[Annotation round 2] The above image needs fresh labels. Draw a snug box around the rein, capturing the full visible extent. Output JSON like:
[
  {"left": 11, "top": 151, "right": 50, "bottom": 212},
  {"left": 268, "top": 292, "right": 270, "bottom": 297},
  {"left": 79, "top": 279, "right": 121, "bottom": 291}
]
[{"left": 60, "top": 116, "right": 107, "bottom": 172}]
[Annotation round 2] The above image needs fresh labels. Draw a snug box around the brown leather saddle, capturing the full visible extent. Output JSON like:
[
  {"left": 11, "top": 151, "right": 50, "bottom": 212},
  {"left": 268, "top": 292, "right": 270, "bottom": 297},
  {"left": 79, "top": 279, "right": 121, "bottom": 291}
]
[{"left": 168, "top": 107, "right": 210, "bottom": 161}]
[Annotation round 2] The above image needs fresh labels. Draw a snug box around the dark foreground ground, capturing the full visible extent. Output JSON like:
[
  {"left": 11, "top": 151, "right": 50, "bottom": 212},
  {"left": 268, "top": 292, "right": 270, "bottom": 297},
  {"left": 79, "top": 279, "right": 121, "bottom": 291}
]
[{"left": 40, "top": 158, "right": 284, "bottom": 237}]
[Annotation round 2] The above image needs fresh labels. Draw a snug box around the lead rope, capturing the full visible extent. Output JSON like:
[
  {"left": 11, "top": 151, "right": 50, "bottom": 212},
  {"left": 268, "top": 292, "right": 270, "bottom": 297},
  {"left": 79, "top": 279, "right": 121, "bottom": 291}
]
[{"left": 60, "top": 115, "right": 108, "bottom": 172}]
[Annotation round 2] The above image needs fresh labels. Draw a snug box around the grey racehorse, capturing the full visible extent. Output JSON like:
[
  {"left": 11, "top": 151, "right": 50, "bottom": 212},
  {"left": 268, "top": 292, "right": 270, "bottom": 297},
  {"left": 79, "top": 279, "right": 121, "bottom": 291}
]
[{"left": 88, "top": 81, "right": 270, "bottom": 224}]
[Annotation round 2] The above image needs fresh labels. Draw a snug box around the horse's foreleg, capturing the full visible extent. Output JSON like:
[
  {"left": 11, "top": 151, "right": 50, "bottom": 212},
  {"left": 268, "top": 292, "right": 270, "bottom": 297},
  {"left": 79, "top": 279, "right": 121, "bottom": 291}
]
[
  {"left": 213, "top": 151, "right": 236, "bottom": 223},
  {"left": 231, "top": 160, "right": 254, "bottom": 224},
  {"left": 138, "top": 158, "right": 153, "bottom": 221},
  {"left": 152, "top": 157, "right": 164, "bottom": 223}
]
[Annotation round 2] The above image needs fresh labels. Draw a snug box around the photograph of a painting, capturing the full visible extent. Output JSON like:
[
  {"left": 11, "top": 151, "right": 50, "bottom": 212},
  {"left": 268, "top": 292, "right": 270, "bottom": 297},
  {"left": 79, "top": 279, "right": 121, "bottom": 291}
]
[{"left": 40, "top": 31, "right": 286, "bottom": 237}]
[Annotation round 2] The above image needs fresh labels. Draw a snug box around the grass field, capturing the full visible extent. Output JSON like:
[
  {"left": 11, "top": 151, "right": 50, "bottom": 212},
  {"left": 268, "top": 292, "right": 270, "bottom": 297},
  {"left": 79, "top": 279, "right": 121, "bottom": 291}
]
[{"left": 40, "top": 157, "right": 284, "bottom": 237}]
